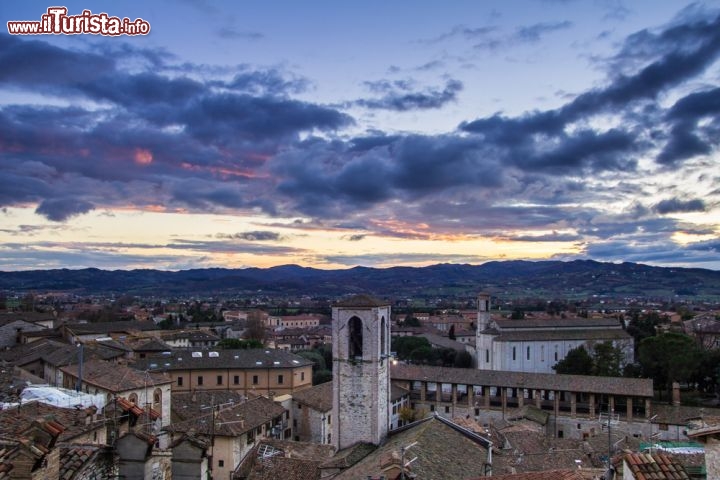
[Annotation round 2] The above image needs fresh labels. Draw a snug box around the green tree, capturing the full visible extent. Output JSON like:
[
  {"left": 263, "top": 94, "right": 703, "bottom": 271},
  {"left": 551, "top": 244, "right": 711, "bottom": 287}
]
[
  {"left": 217, "top": 338, "right": 263, "bottom": 349},
  {"left": 296, "top": 350, "right": 327, "bottom": 372},
  {"left": 312, "top": 369, "right": 333, "bottom": 385},
  {"left": 553, "top": 345, "right": 593, "bottom": 375},
  {"left": 448, "top": 324, "right": 456, "bottom": 340},
  {"left": 638, "top": 333, "right": 702, "bottom": 400},
  {"left": 392, "top": 336, "right": 431, "bottom": 360},
  {"left": 453, "top": 350, "right": 473, "bottom": 368},
  {"left": 510, "top": 308, "right": 525, "bottom": 320},
  {"left": 409, "top": 346, "right": 434, "bottom": 364},
  {"left": 627, "top": 311, "right": 665, "bottom": 350},
  {"left": 592, "top": 341, "right": 624, "bottom": 377},
  {"left": 401, "top": 316, "right": 421, "bottom": 327}
]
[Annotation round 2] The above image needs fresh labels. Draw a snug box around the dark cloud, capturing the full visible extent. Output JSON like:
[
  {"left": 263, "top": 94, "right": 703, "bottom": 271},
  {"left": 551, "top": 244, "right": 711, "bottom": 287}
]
[
  {"left": 506, "top": 232, "right": 582, "bottom": 242},
  {"left": 354, "top": 80, "right": 462, "bottom": 111},
  {"left": 320, "top": 252, "right": 487, "bottom": 268},
  {"left": 182, "top": 93, "right": 352, "bottom": 141},
  {"left": 0, "top": 35, "right": 113, "bottom": 90},
  {"left": 226, "top": 68, "right": 309, "bottom": 95},
  {"left": 34, "top": 198, "right": 94, "bottom": 222},
  {"left": 217, "top": 27, "right": 264, "bottom": 40},
  {"left": 166, "top": 239, "right": 300, "bottom": 255},
  {"left": 216, "top": 231, "right": 284, "bottom": 241},
  {"left": 653, "top": 198, "right": 706, "bottom": 214},
  {"left": 421, "top": 25, "right": 498, "bottom": 44},
  {"left": 515, "top": 21, "right": 572, "bottom": 43},
  {"left": 345, "top": 234, "right": 366, "bottom": 242}
]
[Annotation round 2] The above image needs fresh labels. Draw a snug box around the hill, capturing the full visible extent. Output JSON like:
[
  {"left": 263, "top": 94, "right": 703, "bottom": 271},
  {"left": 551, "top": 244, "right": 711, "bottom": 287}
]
[{"left": 1, "top": 260, "right": 719, "bottom": 299}]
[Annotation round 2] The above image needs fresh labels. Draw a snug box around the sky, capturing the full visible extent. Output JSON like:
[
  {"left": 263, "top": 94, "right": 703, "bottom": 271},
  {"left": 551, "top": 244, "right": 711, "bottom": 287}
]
[{"left": 0, "top": 1, "right": 719, "bottom": 272}]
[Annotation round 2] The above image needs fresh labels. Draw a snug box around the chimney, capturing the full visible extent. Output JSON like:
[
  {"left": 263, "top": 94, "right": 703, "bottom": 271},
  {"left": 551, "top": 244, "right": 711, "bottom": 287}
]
[{"left": 672, "top": 382, "right": 681, "bottom": 406}]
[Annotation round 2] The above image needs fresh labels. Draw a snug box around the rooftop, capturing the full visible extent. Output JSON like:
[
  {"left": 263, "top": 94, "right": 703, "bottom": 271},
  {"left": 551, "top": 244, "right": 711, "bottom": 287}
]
[
  {"left": 60, "top": 359, "right": 172, "bottom": 392},
  {"left": 331, "top": 414, "right": 491, "bottom": 480},
  {"left": 391, "top": 364, "right": 654, "bottom": 397},
  {"left": 292, "top": 381, "right": 332, "bottom": 412},
  {"left": 621, "top": 452, "right": 690, "bottom": 480},
  {"left": 164, "top": 395, "right": 284, "bottom": 437},
  {"left": 334, "top": 295, "right": 388, "bottom": 308},
  {"left": 134, "top": 348, "right": 314, "bottom": 371}
]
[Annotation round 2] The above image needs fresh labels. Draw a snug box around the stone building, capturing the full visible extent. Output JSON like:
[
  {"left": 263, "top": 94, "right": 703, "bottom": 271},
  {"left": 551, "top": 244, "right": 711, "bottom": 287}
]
[
  {"left": 331, "top": 295, "right": 391, "bottom": 450},
  {"left": 476, "top": 292, "right": 633, "bottom": 374},
  {"left": 136, "top": 348, "right": 313, "bottom": 397},
  {"left": 292, "top": 381, "right": 332, "bottom": 444}
]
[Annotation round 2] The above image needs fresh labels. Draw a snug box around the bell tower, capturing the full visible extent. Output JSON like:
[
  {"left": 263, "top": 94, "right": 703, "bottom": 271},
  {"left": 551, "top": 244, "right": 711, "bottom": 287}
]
[
  {"left": 332, "top": 295, "right": 391, "bottom": 450},
  {"left": 476, "top": 292, "right": 493, "bottom": 369}
]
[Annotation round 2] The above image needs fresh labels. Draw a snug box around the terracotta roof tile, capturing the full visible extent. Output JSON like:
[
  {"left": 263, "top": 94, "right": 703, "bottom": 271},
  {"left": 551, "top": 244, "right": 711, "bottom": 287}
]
[
  {"left": 292, "top": 381, "right": 332, "bottom": 412},
  {"left": 391, "top": 364, "right": 654, "bottom": 397}
]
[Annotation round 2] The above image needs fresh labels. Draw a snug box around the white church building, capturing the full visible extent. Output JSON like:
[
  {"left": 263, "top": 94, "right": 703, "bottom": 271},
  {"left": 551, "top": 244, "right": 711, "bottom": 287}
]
[{"left": 475, "top": 293, "right": 634, "bottom": 374}]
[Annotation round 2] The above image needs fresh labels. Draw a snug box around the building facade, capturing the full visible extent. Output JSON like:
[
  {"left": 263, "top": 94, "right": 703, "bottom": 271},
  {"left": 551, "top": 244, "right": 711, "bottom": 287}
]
[{"left": 475, "top": 293, "right": 633, "bottom": 374}]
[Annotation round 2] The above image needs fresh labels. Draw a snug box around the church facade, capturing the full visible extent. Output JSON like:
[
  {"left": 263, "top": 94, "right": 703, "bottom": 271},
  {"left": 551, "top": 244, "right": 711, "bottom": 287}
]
[{"left": 475, "top": 293, "right": 634, "bottom": 374}]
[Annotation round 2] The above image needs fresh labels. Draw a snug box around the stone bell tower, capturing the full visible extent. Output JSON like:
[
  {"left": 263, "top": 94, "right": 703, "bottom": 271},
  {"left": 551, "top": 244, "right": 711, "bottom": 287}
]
[
  {"left": 476, "top": 292, "right": 494, "bottom": 369},
  {"left": 332, "top": 295, "right": 391, "bottom": 450}
]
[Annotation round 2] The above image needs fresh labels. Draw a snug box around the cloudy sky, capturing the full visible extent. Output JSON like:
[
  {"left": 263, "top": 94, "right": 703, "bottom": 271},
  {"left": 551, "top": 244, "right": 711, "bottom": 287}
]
[{"left": 1, "top": 1, "right": 719, "bottom": 271}]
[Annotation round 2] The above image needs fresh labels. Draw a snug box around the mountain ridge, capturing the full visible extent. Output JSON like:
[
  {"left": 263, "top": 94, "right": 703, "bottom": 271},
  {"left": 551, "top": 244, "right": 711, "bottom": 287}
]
[{"left": 0, "top": 260, "right": 718, "bottom": 298}]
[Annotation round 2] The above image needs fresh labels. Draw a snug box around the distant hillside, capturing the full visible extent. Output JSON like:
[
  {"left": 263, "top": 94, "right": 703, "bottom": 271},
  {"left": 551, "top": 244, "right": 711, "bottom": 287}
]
[{"left": 0, "top": 260, "right": 719, "bottom": 299}]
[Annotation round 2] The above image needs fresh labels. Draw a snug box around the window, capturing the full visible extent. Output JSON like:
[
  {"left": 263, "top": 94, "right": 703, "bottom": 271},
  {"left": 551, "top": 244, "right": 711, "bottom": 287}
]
[
  {"left": 380, "top": 316, "right": 387, "bottom": 356},
  {"left": 234, "top": 375, "right": 240, "bottom": 385},
  {"left": 349, "top": 316, "right": 363, "bottom": 359},
  {"left": 128, "top": 393, "right": 138, "bottom": 404},
  {"left": 177, "top": 376, "right": 183, "bottom": 386},
  {"left": 218, "top": 460, "right": 224, "bottom": 467},
  {"left": 327, "top": 433, "right": 331, "bottom": 444},
  {"left": 430, "top": 405, "right": 435, "bottom": 412},
  {"left": 252, "top": 375, "right": 259, "bottom": 385},
  {"left": 197, "top": 376, "right": 203, "bottom": 386},
  {"left": 301, "top": 372, "right": 305, "bottom": 381},
  {"left": 327, "top": 415, "right": 331, "bottom": 425},
  {"left": 444, "top": 406, "right": 450, "bottom": 413},
  {"left": 217, "top": 375, "right": 223, "bottom": 385},
  {"left": 485, "top": 349, "right": 489, "bottom": 363},
  {"left": 541, "top": 345, "right": 545, "bottom": 362},
  {"left": 512, "top": 347, "right": 516, "bottom": 361},
  {"left": 527, "top": 346, "right": 530, "bottom": 360},
  {"left": 278, "top": 374, "right": 284, "bottom": 384},
  {"left": 474, "top": 408, "right": 480, "bottom": 416}
]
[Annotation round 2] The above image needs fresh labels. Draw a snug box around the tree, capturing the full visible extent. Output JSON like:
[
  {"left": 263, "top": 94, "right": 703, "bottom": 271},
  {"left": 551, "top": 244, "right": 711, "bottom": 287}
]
[
  {"left": 592, "top": 341, "right": 624, "bottom": 377},
  {"left": 638, "top": 333, "right": 702, "bottom": 400},
  {"left": 313, "top": 369, "right": 333, "bottom": 385},
  {"left": 453, "top": 350, "right": 473, "bottom": 368},
  {"left": 448, "top": 324, "right": 456, "bottom": 340},
  {"left": 243, "top": 310, "right": 267, "bottom": 343},
  {"left": 217, "top": 338, "right": 263, "bottom": 349},
  {"left": 409, "top": 346, "right": 434, "bottom": 365},
  {"left": 392, "top": 336, "right": 431, "bottom": 361},
  {"left": 553, "top": 346, "right": 593, "bottom": 375},
  {"left": 401, "top": 316, "right": 421, "bottom": 327},
  {"left": 510, "top": 308, "right": 525, "bottom": 320},
  {"left": 627, "top": 311, "right": 665, "bottom": 351}
]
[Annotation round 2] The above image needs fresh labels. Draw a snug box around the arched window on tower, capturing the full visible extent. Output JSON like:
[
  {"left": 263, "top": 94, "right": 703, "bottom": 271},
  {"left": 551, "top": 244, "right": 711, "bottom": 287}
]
[
  {"left": 349, "top": 316, "right": 363, "bottom": 359},
  {"left": 380, "top": 316, "right": 387, "bottom": 357}
]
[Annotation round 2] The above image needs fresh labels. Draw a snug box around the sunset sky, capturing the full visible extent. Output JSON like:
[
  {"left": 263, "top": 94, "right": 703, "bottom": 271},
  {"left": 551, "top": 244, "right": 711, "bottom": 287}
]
[{"left": 1, "top": 1, "right": 719, "bottom": 271}]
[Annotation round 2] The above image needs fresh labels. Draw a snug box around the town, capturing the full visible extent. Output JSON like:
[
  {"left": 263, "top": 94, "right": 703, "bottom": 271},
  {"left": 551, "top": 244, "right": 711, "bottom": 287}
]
[{"left": 0, "top": 285, "right": 718, "bottom": 480}]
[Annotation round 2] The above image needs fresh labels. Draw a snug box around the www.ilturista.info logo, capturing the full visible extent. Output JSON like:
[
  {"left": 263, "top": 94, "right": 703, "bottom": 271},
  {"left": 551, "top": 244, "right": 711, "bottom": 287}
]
[{"left": 7, "top": 7, "right": 151, "bottom": 36}]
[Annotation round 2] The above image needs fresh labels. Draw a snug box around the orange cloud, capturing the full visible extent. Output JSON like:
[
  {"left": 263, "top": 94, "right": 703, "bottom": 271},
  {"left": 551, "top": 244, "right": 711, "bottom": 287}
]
[{"left": 134, "top": 148, "right": 153, "bottom": 165}]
